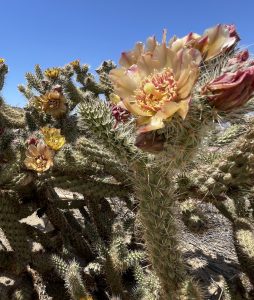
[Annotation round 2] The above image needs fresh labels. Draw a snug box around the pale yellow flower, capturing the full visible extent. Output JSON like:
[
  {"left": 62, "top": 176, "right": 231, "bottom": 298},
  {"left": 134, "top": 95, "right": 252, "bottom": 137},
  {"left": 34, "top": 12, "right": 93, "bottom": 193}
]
[
  {"left": 109, "top": 32, "right": 201, "bottom": 133},
  {"left": 0, "top": 58, "right": 5, "bottom": 64},
  {"left": 44, "top": 68, "right": 60, "bottom": 79},
  {"left": 169, "top": 24, "right": 238, "bottom": 61},
  {"left": 70, "top": 60, "right": 80, "bottom": 68},
  {"left": 33, "top": 91, "right": 67, "bottom": 118},
  {"left": 41, "top": 127, "right": 65, "bottom": 151},
  {"left": 24, "top": 141, "right": 54, "bottom": 173}
]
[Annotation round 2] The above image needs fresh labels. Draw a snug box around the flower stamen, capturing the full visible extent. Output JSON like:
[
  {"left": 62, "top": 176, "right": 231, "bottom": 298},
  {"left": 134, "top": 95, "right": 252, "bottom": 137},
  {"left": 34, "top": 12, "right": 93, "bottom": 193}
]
[{"left": 134, "top": 68, "right": 178, "bottom": 112}]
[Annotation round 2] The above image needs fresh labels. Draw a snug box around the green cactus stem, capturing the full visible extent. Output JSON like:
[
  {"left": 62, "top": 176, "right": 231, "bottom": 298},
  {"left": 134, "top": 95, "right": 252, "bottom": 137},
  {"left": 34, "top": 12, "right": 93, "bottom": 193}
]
[
  {"left": 0, "top": 190, "right": 31, "bottom": 273},
  {"left": 50, "top": 255, "right": 89, "bottom": 300},
  {"left": 233, "top": 218, "right": 254, "bottom": 284},
  {"left": 36, "top": 183, "right": 94, "bottom": 261}
]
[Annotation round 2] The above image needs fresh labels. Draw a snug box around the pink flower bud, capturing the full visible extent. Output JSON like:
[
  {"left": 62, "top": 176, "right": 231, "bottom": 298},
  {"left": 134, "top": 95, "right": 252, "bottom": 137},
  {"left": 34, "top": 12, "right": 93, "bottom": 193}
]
[
  {"left": 110, "top": 104, "right": 130, "bottom": 126},
  {"left": 27, "top": 137, "right": 39, "bottom": 146},
  {"left": 202, "top": 66, "right": 254, "bottom": 111}
]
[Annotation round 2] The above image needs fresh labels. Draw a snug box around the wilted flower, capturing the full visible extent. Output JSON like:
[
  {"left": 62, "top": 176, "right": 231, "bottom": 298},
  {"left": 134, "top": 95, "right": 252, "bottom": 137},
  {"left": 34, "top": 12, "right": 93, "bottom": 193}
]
[
  {"left": 24, "top": 141, "right": 54, "bottom": 173},
  {"left": 202, "top": 66, "right": 254, "bottom": 111},
  {"left": 110, "top": 33, "right": 201, "bottom": 133},
  {"left": 33, "top": 90, "right": 67, "bottom": 118},
  {"left": 41, "top": 127, "right": 65, "bottom": 150},
  {"left": 225, "top": 50, "right": 250, "bottom": 72},
  {"left": 44, "top": 68, "right": 60, "bottom": 79},
  {"left": 169, "top": 24, "right": 239, "bottom": 61}
]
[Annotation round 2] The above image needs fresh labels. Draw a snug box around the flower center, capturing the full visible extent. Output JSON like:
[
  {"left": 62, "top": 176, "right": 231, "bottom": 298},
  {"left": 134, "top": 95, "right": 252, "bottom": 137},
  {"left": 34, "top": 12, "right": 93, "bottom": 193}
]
[
  {"left": 35, "top": 155, "right": 48, "bottom": 170},
  {"left": 48, "top": 99, "right": 59, "bottom": 109},
  {"left": 134, "top": 68, "right": 177, "bottom": 112},
  {"left": 48, "top": 136, "right": 60, "bottom": 145}
]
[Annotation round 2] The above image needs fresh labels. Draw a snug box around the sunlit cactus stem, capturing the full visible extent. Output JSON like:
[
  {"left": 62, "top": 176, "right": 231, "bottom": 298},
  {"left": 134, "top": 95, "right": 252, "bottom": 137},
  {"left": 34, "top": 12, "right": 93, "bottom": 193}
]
[
  {"left": 136, "top": 161, "right": 206, "bottom": 299},
  {"left": 136, "top": 166, "right": 186, "bottom": 298}
]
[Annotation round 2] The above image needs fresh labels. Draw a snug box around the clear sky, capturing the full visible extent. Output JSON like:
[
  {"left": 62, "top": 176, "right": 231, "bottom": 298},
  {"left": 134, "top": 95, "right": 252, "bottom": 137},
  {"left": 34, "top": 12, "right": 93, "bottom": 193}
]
[{"left": 1, "top": 0, "right": 254, "bottom": 106}]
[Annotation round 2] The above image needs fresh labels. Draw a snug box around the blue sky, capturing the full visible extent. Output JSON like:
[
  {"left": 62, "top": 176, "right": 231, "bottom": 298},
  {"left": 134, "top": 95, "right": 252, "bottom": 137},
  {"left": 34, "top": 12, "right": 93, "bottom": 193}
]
[{"left": 1, "top": 0, "right": 254, "bottom": 106}]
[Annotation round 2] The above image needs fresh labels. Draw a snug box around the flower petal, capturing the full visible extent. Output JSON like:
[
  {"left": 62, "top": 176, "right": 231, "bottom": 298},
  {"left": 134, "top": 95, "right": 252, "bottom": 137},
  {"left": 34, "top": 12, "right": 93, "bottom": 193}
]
[
  {"left": 119, "top": 42, "right": 144, "bottom": 68},
  {"left": 123, "top": 96, "right": 153, "bottom": 116},
  {"left": 137, "top": 114, "right": 165, "bottom": 133}
]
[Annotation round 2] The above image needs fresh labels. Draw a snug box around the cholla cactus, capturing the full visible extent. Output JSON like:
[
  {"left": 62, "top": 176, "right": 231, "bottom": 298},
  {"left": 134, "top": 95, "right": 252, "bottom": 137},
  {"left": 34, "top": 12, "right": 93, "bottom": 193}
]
[
  {"left": 109, "top": 23, "right": 254, "bottom": 299},
  {"left": 0, "top": 23, "right": 254, "bottom": 300}
]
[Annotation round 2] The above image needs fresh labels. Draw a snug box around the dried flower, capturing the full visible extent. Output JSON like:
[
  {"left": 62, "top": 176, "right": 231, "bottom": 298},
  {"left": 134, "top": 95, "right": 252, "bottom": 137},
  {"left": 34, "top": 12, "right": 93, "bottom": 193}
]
[
  {"left": 24, "top": 141, "right": 54, "bottom": 173},
  {"left": 33, "top": 90, "right": 67, "bottom": 118},
  {"left": 44, "top": 68, "right": 60, "bottom": 79},
  {"left": 41, "top": 127, "right": 65, "bottom": 150},
  {"left": 169, "top": 24, "right": 239, "bottom": 61},
  {"left": 110, "top": 32, "right": 201, "bottom": 133},
  {"left": 225, "top": 50, "right": 250, "bottom": 72},
  {"left": 202, "top": 66, "right": 254, "bottom": 111}
]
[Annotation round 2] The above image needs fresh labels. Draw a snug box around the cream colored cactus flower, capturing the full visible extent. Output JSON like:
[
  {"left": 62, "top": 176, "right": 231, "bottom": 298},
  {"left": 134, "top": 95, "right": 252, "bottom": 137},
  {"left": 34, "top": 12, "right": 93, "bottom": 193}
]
[
  {"left": 24, "top": 141, "right": 54, "bottom": 173},
  {"left": 109, "top": 33, "right": 202, "bottom": 133},
  {"left": 169, "top": 24, "right": 238, "bottom": 61}
]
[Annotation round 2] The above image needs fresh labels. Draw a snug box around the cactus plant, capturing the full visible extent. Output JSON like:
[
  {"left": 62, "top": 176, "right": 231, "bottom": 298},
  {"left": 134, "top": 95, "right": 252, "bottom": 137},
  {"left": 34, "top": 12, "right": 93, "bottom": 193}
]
[{"left": 1, "top": 23, "right": 254, "bottom": 300}]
